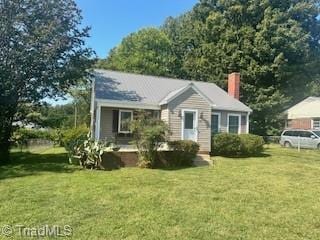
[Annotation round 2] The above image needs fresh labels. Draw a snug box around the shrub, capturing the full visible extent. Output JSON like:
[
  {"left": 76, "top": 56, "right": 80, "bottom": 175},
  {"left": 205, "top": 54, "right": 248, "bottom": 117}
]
[
  {"left": 212, "top": 133, "right": 265, "bottom": 157},
  {"left": 11, "top": 128, "right": 54, "bottom": 149},
  {"left": 212, "top": 133, "right": 242, "bottom": 156},
  {"left": 239, "top": 134, "right": 265, "bottom": 155},
  {"left": 68, "top": 133, "right": 107, "bottom": 169},
  {"left": 62, "top": 125, "right": 89, "bottom": 152},
  {"left": 13, "top": 128, "right": 52, "bottom": 140},
  {"left": 130, "top": 111, "right": 169, "bottom": 168},
  {"left": 165, "top": 140, "right": 200, "bottom": 167}
]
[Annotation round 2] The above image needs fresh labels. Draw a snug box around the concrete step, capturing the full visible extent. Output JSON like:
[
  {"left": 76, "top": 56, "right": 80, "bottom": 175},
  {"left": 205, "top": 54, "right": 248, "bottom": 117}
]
[{"left": 193, "top": 154, "right": 213, "bottom": 166}]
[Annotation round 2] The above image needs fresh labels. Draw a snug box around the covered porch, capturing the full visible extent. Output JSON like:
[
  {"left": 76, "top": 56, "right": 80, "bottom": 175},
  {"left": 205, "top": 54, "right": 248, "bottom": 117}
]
[{"left": 93, "top": 100, "right": 162, "bottom": 145}]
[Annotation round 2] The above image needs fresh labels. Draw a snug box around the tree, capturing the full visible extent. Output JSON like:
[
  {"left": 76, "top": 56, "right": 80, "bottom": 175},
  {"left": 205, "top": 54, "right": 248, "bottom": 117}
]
[
  {"left": 100, "top": 0, "right": 320, "bottom": 135},
  {"left": 162, "top": 0, "right": 320, "bottom": 135},
  {"left": 97, "top": 28, "right": 175, "bottom": 77},
  {"left": 0, "top": 0, "right": 94, "bottom": 163}
]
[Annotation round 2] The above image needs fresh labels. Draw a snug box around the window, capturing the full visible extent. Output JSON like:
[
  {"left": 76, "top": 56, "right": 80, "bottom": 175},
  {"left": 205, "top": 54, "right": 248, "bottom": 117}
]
[
  {"left": 211, "top": 113, "right": 220, "bottom": 134},
  {"left": 152, "top": 110, "right": 160, "bottom": 119},
  {"left": 228, "top": 114, "right": 240, "bottom": 134},
  {"left": 118, "top": 110, "right": 133, "bottom": 133},
  {"left": 313, "top": 119, "right": 320, "bottom": 129},
  {"left": 184, "top": 112, "right": 194, "bottom": 129},
  {"left": 283, "top": 131, "right": 294, "bottom": 136},
  {"left": 300, "top": 131, "right": 313, "bottom": 138},
  {"left": 313, "top": 131, "right": 320, "bottom": 137}
]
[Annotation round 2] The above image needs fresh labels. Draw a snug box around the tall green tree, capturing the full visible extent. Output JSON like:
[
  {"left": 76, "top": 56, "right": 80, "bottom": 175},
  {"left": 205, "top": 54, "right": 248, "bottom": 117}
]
[
  {"left": 97, "top": 28, "right": 175, "bottom": 77},
  {"left": 163, "top": 0, "right": 320, "bottom": 135},
  {"left": 0, "top": 0, "right": 94, "bottom": 163},
  {"left": 100, "top": 0, "right": 320, "bottom": 135}
]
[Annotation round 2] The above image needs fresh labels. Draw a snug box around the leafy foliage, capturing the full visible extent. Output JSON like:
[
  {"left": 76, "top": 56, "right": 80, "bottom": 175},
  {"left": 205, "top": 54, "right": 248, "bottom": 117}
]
[
  {"left": 212, "top": 133, "right": 242, "bottom": 156},
  {"left": 165, "top": 140, "right": 200, "bottom": 167},
  {"left": 96, "top": 28, "right": 175, "bottom": 77},
  {"left": 129, "top": 111, "right": 169, "bottom": 168},
  {"left": 0, "top": 0, "right": 94, "bottom": 162},
  {"left": 239, "top": 134, "right": 265, "bottom": 156},
  {"left": 13, "top": 128, "right": 52, "bottom": 141},
  {"left": 62, "top": 125, "right": 89, "bottom": 153},
  {"left": 11, "top": 128, "right": 56, "bottom": 150},
  {"left": 212, "top": 133, "right": 264, "bottom": 157}
]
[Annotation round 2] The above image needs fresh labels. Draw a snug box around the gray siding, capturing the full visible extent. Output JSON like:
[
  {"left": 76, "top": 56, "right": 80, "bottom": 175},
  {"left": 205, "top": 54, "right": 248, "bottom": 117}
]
[
  {"left": 168, "top": 88, "right": 211, "bottom": 152},
  {"left": 161, "top": 105, "right": 169, "bottom": 124},
  {"left": 97, "top": 102, "right": 249, "bottom": 151},
  {"left": 212, "top": 110, "right": 248, "bottom": 134}
]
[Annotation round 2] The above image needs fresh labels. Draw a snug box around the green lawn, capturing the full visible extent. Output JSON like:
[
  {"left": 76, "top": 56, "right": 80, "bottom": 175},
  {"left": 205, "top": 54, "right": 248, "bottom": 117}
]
[{"left": 1, "top": 146, "right": 320, "bottom": 239}]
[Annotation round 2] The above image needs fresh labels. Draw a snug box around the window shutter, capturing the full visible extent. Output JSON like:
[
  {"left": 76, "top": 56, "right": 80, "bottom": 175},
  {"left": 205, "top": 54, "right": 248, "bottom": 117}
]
[{"left": 112, "top": 110, "right": 119, "bottom": 133}]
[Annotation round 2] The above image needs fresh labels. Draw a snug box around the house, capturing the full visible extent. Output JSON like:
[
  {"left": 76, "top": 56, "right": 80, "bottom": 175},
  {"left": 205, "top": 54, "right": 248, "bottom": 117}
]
[
  {"left": 284, "top": 97, "right": 320, "bottom": 130},
  {"left": 90, "top": 70, "right": 252, "bottom": 154}
]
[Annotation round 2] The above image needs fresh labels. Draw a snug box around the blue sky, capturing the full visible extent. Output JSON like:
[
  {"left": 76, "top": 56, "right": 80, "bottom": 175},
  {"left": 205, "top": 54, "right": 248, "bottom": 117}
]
[
  {"left": 76, "top": 0, "right": 197, "bottom": 58},
  {"left": 48, "top": 0, "right": 197, "bottom": 105}
]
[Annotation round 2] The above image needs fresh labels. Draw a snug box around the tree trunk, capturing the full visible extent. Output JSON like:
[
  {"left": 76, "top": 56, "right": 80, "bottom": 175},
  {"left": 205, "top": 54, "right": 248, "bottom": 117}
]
[
  {"left": 0, "top": 139, "right": 10, "bottom": 165},
  {"left": 0, "top": 104, "right": 16, "bottom": 165}
]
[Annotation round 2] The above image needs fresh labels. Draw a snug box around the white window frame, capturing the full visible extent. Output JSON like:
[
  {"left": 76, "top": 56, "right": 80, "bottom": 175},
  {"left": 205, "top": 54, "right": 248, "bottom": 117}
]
[
  {"left": 211, "top": 112, "right": 221, "bottom": 134},
  {"left": 312, "top": 119, "right": 320, "bottom": 130},
  {"left": 227, "top": 113, "right": 241, "bottom": 134},
  {"left": 118, "top": 110, "right": 133, "bottom": 133},
  {"left": 181, "top": 109, "right": 198, "bottom": 142}
]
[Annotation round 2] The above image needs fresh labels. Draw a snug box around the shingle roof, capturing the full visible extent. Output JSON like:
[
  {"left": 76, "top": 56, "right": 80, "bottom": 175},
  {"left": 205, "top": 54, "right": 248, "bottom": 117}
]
[
  {"left": 285, "top": 97, "right": 320, "bottom": 119},
  {"left": 94, "top": 69, "right": 252, "bottom": 112}
]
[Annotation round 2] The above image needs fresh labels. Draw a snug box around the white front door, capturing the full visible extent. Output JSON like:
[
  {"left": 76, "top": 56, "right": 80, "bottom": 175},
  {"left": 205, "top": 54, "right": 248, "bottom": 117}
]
[{"left": 182, "top": 110, "right": 198, "bottom": 142}]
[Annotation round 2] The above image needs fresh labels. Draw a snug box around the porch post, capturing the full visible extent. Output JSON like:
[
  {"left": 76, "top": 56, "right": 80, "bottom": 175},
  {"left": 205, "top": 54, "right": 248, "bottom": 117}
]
[{"left": 95, "top": 104, "right": 101, "bottom": 140}]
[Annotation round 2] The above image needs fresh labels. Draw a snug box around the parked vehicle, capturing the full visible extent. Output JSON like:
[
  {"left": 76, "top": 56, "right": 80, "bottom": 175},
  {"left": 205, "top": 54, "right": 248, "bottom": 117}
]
[{"left": 280, "top": 129, "right": 320, "bottom": 149}]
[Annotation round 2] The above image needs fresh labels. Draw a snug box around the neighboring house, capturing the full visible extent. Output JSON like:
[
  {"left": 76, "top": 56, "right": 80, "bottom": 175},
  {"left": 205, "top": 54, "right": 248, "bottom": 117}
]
[
  {"left": 284, "top": 97, "right": 320, "bottom": 130},
  {"left": 90, "top": 70, "right": 252, "bottom": 154}
]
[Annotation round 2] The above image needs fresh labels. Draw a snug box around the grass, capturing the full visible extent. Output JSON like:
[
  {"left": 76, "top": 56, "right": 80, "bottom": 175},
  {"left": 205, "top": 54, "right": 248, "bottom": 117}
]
[{"left": 1, "top": 145, "right": 320, "bottom": 239}]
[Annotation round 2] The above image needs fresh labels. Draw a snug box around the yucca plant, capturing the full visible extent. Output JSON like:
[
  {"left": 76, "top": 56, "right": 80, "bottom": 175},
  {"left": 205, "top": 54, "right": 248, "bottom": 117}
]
[
  {"left": 68, "top": 132, "right": 107, "bottom": 169},
  {"left": 81, "top": 138, "right": 105, "bottom": 169}
]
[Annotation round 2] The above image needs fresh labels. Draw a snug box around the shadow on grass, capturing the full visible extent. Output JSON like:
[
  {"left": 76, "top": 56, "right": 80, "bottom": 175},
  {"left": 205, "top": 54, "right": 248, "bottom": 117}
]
[
  {"left": 0, "top": 151, "right": 80, "bottom": 180},
  {"left": 156, "top": 166, "right": 196, "bottom": 171},
  {"left": 211, "top": 152, "right": 271, "bottom": 159}
]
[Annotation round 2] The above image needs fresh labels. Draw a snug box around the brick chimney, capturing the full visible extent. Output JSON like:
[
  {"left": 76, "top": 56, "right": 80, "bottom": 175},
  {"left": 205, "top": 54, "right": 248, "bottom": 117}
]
[{"left": 228, "top": 72, "right": 240, "bottom": 100}]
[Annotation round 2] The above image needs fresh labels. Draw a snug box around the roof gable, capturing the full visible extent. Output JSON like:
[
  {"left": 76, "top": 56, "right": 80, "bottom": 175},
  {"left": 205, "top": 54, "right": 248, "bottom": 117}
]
[
  {"left": 286, "top": 97, "right": 320, "bottom": 119},
  {"left": 159, "top": 83, "right": 214, "bottom": 106}
]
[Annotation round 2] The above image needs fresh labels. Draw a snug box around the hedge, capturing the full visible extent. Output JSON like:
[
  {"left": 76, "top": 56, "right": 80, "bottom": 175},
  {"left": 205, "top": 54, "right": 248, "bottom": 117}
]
[
  {"left": 163, "top": 140, "right": 200, "bottom": 167},
  {"left": 212, "top": 133, "right": 264, "bottom": 157}
]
